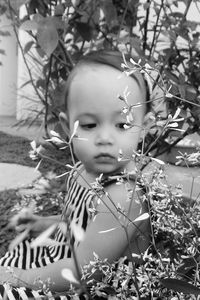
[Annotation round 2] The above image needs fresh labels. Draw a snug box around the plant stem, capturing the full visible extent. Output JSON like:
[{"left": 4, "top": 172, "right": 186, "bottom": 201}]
[
  {"left": 123, "top": 226, "right": 141, "bottom": 299},
  {"left": 116, "top": 0, "right": 129, "bottom": 45},
  {"left": 44, "top": 54, "right": 53, "bottom": 138},
  {"left": 142, "top": 0, "right": 150, "bottom": 53},
  {"left": 148, "top": 0, "right": 164, "bottom": 59}
]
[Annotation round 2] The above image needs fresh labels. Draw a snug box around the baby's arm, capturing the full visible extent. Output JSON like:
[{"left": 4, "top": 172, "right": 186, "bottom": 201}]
[
  {"left": 75, "top": 181, "right": 150, "bottom": 262},
  {"left": 0, "top": 181, "right": 149, "bottom": 292},
  {"left": 10, "top": 210, "right": 61, "bottom": 238},
  {"left": 21, "top": 215, "right": 62, "bottom": 237},
  {"left": 0, "top": 258, "right": 77, "bottom": 292}
]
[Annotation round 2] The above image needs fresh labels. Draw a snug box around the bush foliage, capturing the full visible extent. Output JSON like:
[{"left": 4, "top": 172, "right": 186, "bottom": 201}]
[
  {"left": 0, "top": 0, "right": 200, "bottom": 299},
  {"left": 1, "top": 0, "right": 200, "bottom": 150}
]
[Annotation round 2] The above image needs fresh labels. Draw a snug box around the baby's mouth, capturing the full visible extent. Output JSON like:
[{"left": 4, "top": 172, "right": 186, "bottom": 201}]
[{"left": 94, "top": 153, "right": 116, "bottom": 163}]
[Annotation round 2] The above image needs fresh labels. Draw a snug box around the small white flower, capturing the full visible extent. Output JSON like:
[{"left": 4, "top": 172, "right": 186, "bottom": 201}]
[
  {"left": 46, "top": 131, "right": 65, "bottom": 146},
  {"left": 172, "top": 107, "right": 181, "bottom": 120},
  {"left": 49, "top": 130, "right": 61, "bottom": 137},
  {"left": 122, "top": 106, "right": 129, "bottom": 114},
  {"left": 132, "top": 253, "right": 141, "bottom": 258},
  {"left": 144, "top": 63, "right": 153, "bottom": 70},
  {"left": 134, "top": 213, "right": 149, "bottom": 222},
  {"left": 165, "top": 92, "right": 173, "bottom": 98},
  {"left": 151, "top": 157, "right": 165, "bottom": 165},
  {"left": 118, "top": 149, "right": 124, "bottom": 161},
  {"left": 69, "top": 120, "right": 79, "bottom": 144},
  {"left": 129, "top": 58, "right": 138, "bottom": 66},
  {"left": 29, "top": 141, "right": 43, "bottom": 160},
  {"left": 61, "top": 268, "right": 79, "bottom": 284},
  {"left": 130, "top": 57, "right": 141, "bottom": 66},
  {"left": 98, "top": 227, "right": 117, "bottom": 234},
  {"left": 123, "top": 123, "right": 132, "bottom": 130},
  {"left": 167, "top": 122, "right": 178, "bottom": 128},
  {"left": 126, "top": 111, "right": 134, "bottom": 123},
  {"left": 71, "top": 221, "right": 85, "bottom": 242},
  {"left": 49, "top": 136, "right": 63, "bottom": 144}
]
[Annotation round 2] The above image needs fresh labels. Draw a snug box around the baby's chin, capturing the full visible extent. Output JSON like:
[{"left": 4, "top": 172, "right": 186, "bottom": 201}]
[{"left": 91, "top": 164, "right": 128, "bottom": 178}]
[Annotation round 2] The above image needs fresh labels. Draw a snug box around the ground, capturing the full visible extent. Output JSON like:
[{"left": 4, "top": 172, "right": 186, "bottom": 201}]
[{"left": 0, "top": 131, "right": 72, "bottom": 256}]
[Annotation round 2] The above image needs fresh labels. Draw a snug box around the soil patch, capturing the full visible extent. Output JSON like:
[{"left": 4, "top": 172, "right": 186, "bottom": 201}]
[
  {"left": 0, "top": 131, "right": 71, "bottom": 256},
  {"left": 0, "top": 131, "right": 71, "bottom": 174}
]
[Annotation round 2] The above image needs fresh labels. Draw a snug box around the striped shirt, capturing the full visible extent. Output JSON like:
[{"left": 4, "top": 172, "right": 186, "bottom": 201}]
[{"left": 0, "top": 162, "right": 96, "bottom": 270}]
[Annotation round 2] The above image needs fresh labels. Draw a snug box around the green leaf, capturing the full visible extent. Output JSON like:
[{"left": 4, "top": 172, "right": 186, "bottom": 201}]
[
  {"left": 61, "top": 268, "right": 79, "bottom": 284},
  {"left": 32, "top": 13, "right": 44, "bottom": 23},
  {"left": 164, "top": 70, "right": 179, "bottom": 84},
  {"left": 134, "top": 213, "right": 149, "bottom": 222},
  {"left": 36, "top": 78, "right": 46, "bottom": 90},
  {"left": 169, "top": 12, "right": 184, "bottom": 19},
  {"left": 36, "top": 46, "right": 46, "bottom": 58},
  {"left": 177, "top": 257, "right": 197, "bottom": 275},
  {"left": 24, "top": 40, "right": 34, "bottom": 54},
  {"left": 168, "top": 30, "right": 177, "bottom": 42},
  {"left": 54, "top": 4, "right": 65, "bottom": 16},
  {"left": 37, "top": 21, "right": 59, "bottom": 56},
  {"left": 100, "top": 0, "right": 118, "bottom": 28},
  {"left": 75, "top": 22, "right": 93, "bottom": 42},
  {"left": 160, "top": 278, "right": 200, "bottom": 295},
  {"left": 60, "top": 67, "right": 68, "bottom": 80},
  {"left": 20, "top": 20, "right": 39, "bottom": 31},
  {"left": 51, "top": 17, "right": 65, "bottom": 30},
  {"left": 186, "top": 85, "right": 197, "bottom": 101},
  {"left": 0, "top": 30, "right": 10, "bottom": 36},
  {"left": 10, "top": 0, "right": 30, "bottom": 10},
  {"left": 0, "top": 5, "right": 7, "bottom": 16}
]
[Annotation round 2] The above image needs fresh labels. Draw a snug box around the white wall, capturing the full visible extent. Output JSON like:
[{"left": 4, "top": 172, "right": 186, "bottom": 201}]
[
  {"left": 16, "top": 29, "right": 43, "bottom": 121},
  {"left": 16, "top": 6, "right": 43, "bottom": 121},
  {"left": 0, "top": 13, "right": 17, "bottom": 116}
]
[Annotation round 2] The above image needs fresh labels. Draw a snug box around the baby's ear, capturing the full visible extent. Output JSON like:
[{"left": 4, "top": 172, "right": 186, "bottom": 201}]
[{"left": 59, "top": 112, "right": 70, "bottom": 138}]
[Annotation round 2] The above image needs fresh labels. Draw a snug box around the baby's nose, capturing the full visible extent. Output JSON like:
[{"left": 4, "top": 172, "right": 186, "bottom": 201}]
[{"left": 95, "top": 129, "right": 114, "bottom": 145}]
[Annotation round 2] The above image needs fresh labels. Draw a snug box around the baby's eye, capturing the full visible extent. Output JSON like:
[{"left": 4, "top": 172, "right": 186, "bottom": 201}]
[
  {"left": 116, "top": 123, "right": 131, "bottom": 130},
  {"left": 80, "top": 123, "right": 96, "bottom": 130},
  {"left": 116, "top": 123, "right": 125, "bottom": 129}
]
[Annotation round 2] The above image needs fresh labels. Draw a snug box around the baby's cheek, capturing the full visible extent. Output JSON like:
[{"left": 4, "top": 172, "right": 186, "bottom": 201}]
[
  {"left": 73, "top": 140, "right": 89, "bottom": 159},
  {"left": 72, "top": 140, "right": 81, "bottom": 157},
  {"left": 121, "top": 139, "right": 138, "bottom": 156}
]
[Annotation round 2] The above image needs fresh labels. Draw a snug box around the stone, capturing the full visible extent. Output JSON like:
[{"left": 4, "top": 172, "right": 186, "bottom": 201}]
[{"left": 0, "top": 163, "right": 40, "bottom": 191}]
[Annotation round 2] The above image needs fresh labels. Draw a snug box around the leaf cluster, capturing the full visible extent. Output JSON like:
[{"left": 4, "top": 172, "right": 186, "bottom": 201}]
[
  {"left": 80, "top": 166, "right": 200, "bottom": 299},
  {"left": 1, "top": 0, "right": 200, "bottom": 148}
]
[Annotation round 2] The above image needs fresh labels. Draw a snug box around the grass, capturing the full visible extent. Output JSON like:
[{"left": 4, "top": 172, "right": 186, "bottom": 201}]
[
  {"left": 0, "top": 131, "right": 35, "bottom": 167},
  {"left": 0, "top": 131, "right": 71, "bottom": 256},
  {"left": 0, "top": 131, "right": 71, "bottom": 173}
]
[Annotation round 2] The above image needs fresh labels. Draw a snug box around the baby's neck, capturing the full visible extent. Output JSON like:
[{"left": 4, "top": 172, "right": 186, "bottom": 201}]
[
  {"left": 76, "top": 162, "right": 136, "bottom": 189},
  {"left": 76, "top": 168, "right": 99, "bottom": 188}
]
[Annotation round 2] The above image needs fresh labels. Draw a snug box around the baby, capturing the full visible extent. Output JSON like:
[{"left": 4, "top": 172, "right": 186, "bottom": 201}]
[{"left": 0, "top": 50, "right": 150, "bottom": 298}]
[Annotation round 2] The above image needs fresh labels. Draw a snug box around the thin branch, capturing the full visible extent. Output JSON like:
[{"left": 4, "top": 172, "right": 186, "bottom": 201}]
[
  {"left": 142, "top": 0, "right": 150, "bottom": 53},
  {"left": 44, "top": 54, "right": 53, "bottom": 138},
  {"left": 148, "top": 0, "right": 164, "bottom": 59},
  {"left": 116, "top": 0, "right": 129, "bottom": 45}
]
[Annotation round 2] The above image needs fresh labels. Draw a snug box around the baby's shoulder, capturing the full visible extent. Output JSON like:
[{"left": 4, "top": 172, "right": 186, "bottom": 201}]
[
  {"left": 94, "top": 175, "right": 145, "bottom": 217},
  {"left": 102, "top": 176, "right": 136, "bottom": 205}
]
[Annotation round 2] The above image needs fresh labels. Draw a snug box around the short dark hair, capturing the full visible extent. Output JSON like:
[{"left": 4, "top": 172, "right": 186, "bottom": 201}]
[{"left": 64, "top": 49, "right": 150, "bottom": 111}]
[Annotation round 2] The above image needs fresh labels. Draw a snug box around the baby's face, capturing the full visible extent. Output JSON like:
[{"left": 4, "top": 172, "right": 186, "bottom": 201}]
[{"left": 67, "top": 64, "right": 146, "bottom": 179}]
